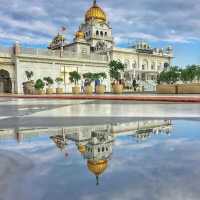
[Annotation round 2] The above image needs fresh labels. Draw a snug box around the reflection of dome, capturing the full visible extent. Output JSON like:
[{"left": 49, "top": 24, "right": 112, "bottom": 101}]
[
  {"left": 75, "top": 31, "right": 85, "bottom": 40},
  {"left": 77, "top": 145, "right": 86, "bottom": 154},
  {"left": 85, "top": 0, "right": 107, "bottom": 23},
  {"left": 87, "top": 160, "right": 108, "bottom": 185}
]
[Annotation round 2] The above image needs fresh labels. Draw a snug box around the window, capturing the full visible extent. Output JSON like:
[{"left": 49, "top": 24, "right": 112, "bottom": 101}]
[
  {"left": 151, "top": 62, "right": 155, "bottom": 70},
  {"left": 164, "top": 63, "right": 169, "bottom": 69},
  {"left": 124, "top": 60, "right": 130, "bottom": 69},
  {"left": 142, "top": 60, "right": 148, "bottom": 70},
  {"left": 100, "top": 31, "right": 103, "bottom": 37},
  {"left": 82, "top": 48, "right": 87, "bottom": 55},
  {"left": 132, "top": 61, "right": 136, "bottom": 69},
  {"left": 105, "top": 32, "right": 107, "bottom": 36},
  {"left": 102, "top": 147, "right": 105, "bottom": 152},
  {"left": 142, "top": 65, "right": 145, "bottom": 70},
  {"left": 96, "top": 30, "right": 99, "bottom": 36}
]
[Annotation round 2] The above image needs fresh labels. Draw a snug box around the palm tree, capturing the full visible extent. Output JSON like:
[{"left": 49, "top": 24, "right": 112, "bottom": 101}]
[{"left": 25, "top": 71, "right": 33, "bottom": 81}]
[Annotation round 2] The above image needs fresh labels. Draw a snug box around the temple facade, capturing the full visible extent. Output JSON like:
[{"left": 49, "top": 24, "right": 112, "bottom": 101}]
[{"left": 0, "top": 0, "right": 173, "bottom": 94}]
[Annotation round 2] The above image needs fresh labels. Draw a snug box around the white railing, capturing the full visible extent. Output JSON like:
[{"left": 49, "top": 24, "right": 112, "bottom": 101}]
[
  {"left": 20, "top": 48, "right": 108, "bottom": 62},
  {"left": 0, "top": 46, "right": 12, "bottom": 55}
]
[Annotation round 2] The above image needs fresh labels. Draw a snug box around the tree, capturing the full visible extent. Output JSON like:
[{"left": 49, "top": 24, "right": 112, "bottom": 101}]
[
  {"left": 69, "top": 71, "right": 81, "bottom": 85},
  {"left": 196, "top": 66, "right": 200, "bottom": 82},
  {"left": 180, "top": 68, "right": 189, "bottom": 83},
  {"left": 186, "top": 65, "right": 197, "bottom": 82},
  {"left": 83, "top": 72, "right": 95, "bottom": 85},
  {"left": 109, "top": 60, "right": 125, "bottom": 83},
  {"left": 158, "top": 66, "right": 180, "bottom": 84},
  {"left": 25, "top": 71, "right": 33, "bottom": 81},
  {"left": 98, "top": 72, "right": 107, "bottom": 80}
]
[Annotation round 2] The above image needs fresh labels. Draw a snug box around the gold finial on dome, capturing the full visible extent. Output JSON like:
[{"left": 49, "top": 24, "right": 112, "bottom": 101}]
[{"left": 85, "top": 0, "right": 107, "bottom": 23}]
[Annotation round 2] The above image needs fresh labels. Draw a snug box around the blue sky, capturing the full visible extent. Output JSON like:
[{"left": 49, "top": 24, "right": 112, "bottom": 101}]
[{"left": 0, "top": 0, "right": 199, "bottom": 66}]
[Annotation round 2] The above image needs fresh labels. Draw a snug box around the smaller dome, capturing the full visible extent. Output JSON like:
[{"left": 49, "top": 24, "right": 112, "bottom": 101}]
[
  {"left": 87, "top": 160, "right": 108, "bottom": 176},
  {"left": 77, "top": 145, "right": 86, "bottom": 154},
  {"left": 55, "top": 33, "right": 65, "bottom": 41},
  {"left": 75, "top": 31, "right": 85, "bottom": 40}
]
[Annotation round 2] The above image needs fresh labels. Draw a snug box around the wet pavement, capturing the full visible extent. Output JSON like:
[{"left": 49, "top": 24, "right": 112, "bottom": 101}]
[{"left": 0, "top": 98, "right": 200, "bottom": 128}]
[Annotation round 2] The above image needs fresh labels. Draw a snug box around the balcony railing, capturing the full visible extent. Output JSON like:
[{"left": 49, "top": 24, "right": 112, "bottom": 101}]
[{"left": 19, "top": 48, "right": 108, "bottom": 62}]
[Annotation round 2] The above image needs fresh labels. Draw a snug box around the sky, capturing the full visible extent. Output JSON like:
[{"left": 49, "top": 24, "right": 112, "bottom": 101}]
[{"left": 0, "top": 0, "right": 200, "bottom": 66}]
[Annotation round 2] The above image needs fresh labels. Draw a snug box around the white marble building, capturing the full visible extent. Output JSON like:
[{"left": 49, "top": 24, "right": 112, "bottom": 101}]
[{"left": 0, "top": 0, "right": 173, "bottom": 94}]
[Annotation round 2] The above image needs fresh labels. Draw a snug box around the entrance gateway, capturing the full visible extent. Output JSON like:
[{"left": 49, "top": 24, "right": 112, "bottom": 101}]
[{"left": 0, "top": 69, "right": 12, "bottom": 93}]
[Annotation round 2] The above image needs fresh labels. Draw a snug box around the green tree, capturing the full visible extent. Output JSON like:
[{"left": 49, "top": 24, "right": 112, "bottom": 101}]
[
  {"left": 158, "top": 66, "right": 180, "bottom": 84},
  {"left": 186, "top": 65, "right": 197, "bottom": 82},
  {"left": 69, "top": 71, "right": 81, "bottom": 85},
  {"left": 83, "top": 72, "right": 96, "bottom": 85},
  {"left": 109, "top": 60, "right": 125, "bottom": 83},
  {"left": 196, "top": 66, "right": 200, "bottom": 82}
]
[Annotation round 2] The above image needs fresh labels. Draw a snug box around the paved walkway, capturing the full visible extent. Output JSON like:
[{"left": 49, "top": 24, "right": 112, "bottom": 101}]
[{"left": 1, "top": 93, "right": 200, "bottom": 102}]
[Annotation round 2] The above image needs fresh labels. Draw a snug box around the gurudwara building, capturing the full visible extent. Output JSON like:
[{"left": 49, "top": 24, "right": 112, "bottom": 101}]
[{"left": 0, "top": 0, "right": 173, "bottom": 94}]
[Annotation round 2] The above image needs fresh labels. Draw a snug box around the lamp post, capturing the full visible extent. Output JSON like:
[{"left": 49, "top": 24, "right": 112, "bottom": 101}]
[{"left": 63, "top": 65, "right": 67, "bottom": 94}]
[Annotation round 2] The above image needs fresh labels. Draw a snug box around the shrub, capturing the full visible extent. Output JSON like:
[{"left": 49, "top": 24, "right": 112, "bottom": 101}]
[
  {"left": 34, "top": 79, "right": 45, "bottom": 90},
  {"left": 43, "top": 77, "right": 54, "bottom": 86}
]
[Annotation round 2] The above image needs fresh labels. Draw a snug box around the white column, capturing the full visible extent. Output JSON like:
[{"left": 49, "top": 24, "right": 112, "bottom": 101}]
[{"left": 15, "top": 58, "right": 23, "bottom": 94}]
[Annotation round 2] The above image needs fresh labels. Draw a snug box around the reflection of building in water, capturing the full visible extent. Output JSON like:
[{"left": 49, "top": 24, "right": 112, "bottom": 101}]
[
  {"left": 0, "top": 120, "right": 172, "bottom": 184},
  {"left": 84, "top": 129, "right": 114, "bottom": 185},
  {"left": 50, "top": 129, "right": 68, "bottom": 152},
  {"left": 134, "top": 120, "right": 172, "bottom": 141},
  {"left": 63, "top": 119, "right": 172, "bottom": 185}
]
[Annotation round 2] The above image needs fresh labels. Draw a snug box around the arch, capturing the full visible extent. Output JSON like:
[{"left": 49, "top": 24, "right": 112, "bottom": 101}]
[
  {"left": 105, "top": 32, "right": 107, "bottom": 36},
  {"left": 100, "top": 31, "right": 103, "bottom": 37},
  {"left": 158, "top": 63, "right": 162, "bottom": 70},
  {"left": 142, "top": 59, "right": 148, "bottom": 70},
  {"left": 151, "top": 61, "right": 155, "bottom": 70},
  {"left": 0, "top": 69, "right": 12, "bottom": 93},
  {"left": 96, "top": 30, "right": 99, "bottom": 36},
  {"left": 124, "top": 59, "right": 130, "bottom": 70},
  {"left": 132, "top": 60, "right": 137, "bottom": 69},
  {"left": 164, "top": 62, "right": 169, "bottom": 69}
]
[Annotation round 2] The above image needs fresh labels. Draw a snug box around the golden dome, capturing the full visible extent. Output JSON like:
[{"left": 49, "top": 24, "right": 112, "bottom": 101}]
[
  {"left": 55, "top": 33, "right": 65, "bottom": 41},
  {"left": 85, "top": 0, "right": 107, "bottom": 23},
  {"left": 87, "top": 160, "right": 108, "bottom": 176},
  {"left": 77, "top": 145, "right": 86, "bottom": 154},
  {"left": 75, "top": 31, "right": 85, "bottom": 40}
]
